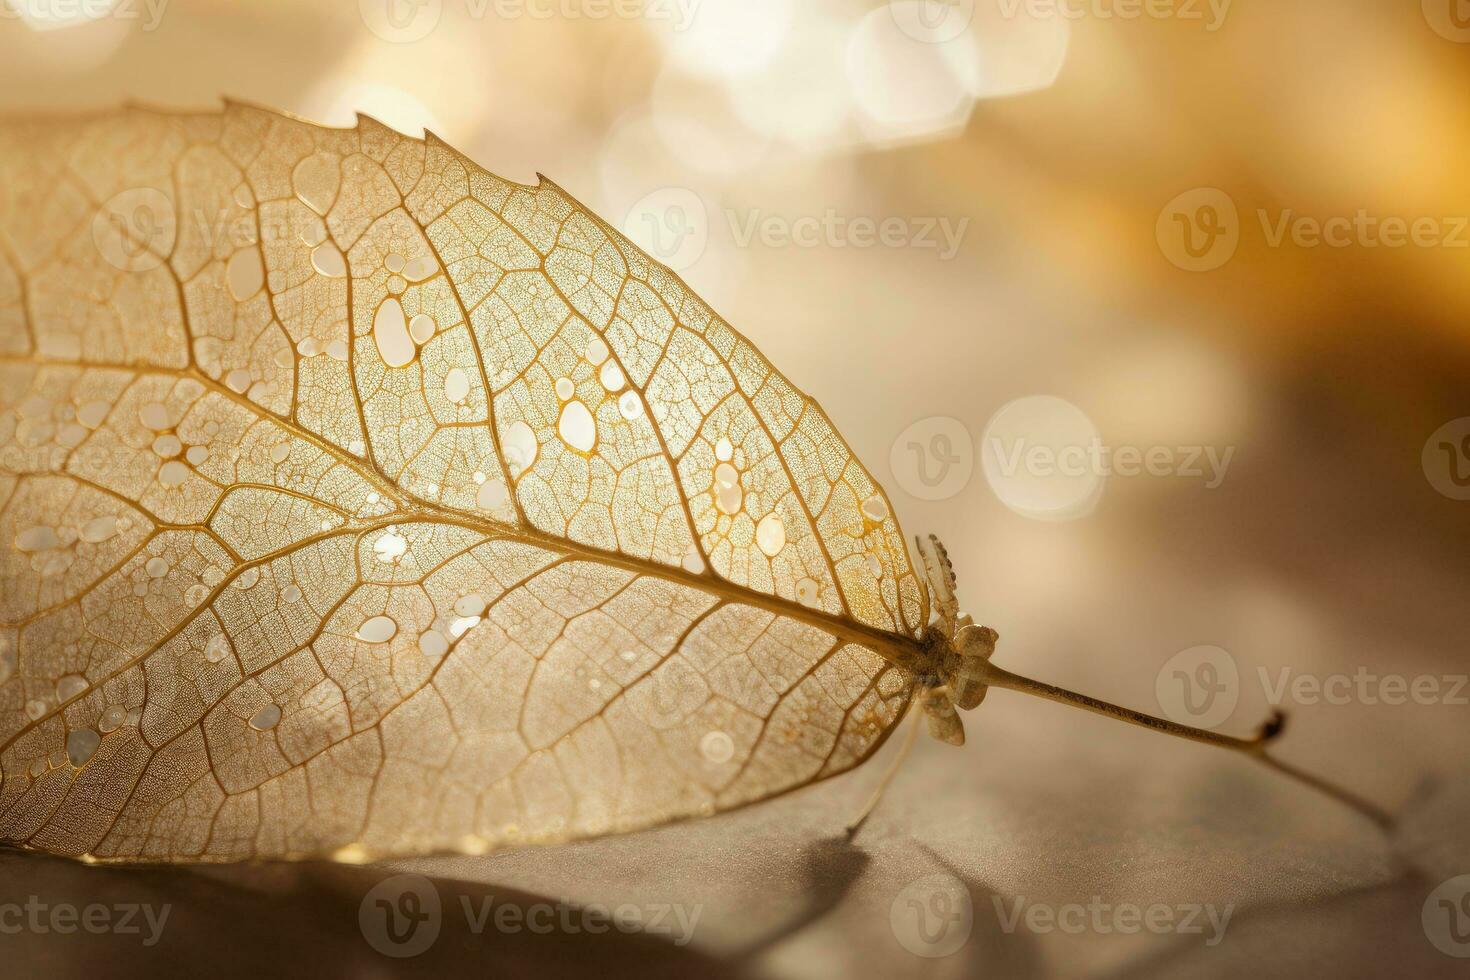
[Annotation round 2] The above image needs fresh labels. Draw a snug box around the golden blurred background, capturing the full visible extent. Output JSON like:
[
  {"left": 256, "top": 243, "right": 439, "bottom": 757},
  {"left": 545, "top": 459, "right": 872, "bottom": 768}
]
[{"left": 3, "top": 2, "right": 1469, "bottom": 976}]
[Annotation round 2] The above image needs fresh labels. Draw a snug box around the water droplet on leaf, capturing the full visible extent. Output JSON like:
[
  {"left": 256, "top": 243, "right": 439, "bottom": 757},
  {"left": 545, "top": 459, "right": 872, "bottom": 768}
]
[
  {"left": 861, "top": 494, "right": 889, "bottom": 522},
  {"left": 204, "top": 635, "right": 231, "bottom": 664},
  {"left": 373, "top": 297, "right": 416, "bottom": 368},
  {"left": 682, "top": 545, "right": 706, "bottom": 574},
  {"left": 503, "top": 421, "right": 538, "bottom": 476},
  {"left": 419, "top": 631, "right": 449, "bottom": 659},
  {"left": 756, "top": 513, "right": 786, "bottom": 556},
  {"left": 66, "top": 729, "right": 100, "bottom": 767},
  {"left": 311, "top": 242, "right": 347, "bottom": 278},
  {"left": 373, "top": 530, "right": 408, "bottom": 564},
  {"left": 356, "top": 615, "right": 398, "bottom": 644},
  {"left": 443, "top": 368, "right": 470, "bottom": 404},
  {"left": 558, "top": 400, "right": 597, "bottom": 453},
  {"left": 408, "top": 313, "right": 436, "bottom": 344},
  {"left": 226, "top": 247, "right": 264, "bottom": 301},
  {"left": 700, "top": 730, "right": 735, "bottom": 764},
  {"left": 249, "top": 704, "right": 282, "bottom": 731},
  {"left": 599, "top": 360, "right": 625, "bottom": 392},
  {"left": 16, "top": 526, "right": 61, "bottom": 552},
  {"left": 476, "top": 477, "right": 508, "bottom": 511},
  {"left": 56, "top": 675, "right": 87, "bottom": 701},
  {"left": 454, "top": 594, "right": 487, "bottom": 617},
  {"left": 158, "top": 460, "right": 189, "bottom": 488},
  {"left": 138, "top": 402, "right": 171, "bottom": 431},
  {"left": 79, "top": 516, "right": 118, "bottom": 544}
]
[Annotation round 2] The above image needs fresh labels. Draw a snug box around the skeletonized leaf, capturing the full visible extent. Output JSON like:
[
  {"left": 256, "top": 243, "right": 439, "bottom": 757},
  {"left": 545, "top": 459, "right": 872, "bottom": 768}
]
[{"left": 0, "top": 104, "right": 932, "bottom": 862}]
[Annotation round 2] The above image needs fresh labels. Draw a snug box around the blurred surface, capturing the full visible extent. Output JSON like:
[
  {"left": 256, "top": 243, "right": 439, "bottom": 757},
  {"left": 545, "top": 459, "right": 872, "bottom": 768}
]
[{"left": 2, "top": 0, "right": 1468, "bottom": 976}]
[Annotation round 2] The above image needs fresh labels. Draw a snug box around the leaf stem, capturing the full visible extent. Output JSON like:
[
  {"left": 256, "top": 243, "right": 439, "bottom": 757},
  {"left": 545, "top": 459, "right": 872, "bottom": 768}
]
[{"left": 978, "top": 661, "right": 1395, "bottom": 831}]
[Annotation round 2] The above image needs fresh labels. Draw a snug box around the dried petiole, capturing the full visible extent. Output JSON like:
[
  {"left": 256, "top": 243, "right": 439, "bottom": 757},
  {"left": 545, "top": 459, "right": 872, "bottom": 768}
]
[{"left": 978, "top": 660, "right": 1395, "bottom": 831}]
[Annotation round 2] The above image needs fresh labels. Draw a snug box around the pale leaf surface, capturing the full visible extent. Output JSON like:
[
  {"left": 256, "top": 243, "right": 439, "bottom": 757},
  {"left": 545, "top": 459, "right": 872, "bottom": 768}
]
[{"left": 0, "top": 105, "right": 924, "bottom": 861}]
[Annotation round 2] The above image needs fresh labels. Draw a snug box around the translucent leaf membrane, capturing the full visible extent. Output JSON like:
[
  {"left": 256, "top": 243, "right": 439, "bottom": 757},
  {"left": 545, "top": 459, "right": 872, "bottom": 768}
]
[{"left": 0, "top": 104, "right": 924, "bottom": 861}]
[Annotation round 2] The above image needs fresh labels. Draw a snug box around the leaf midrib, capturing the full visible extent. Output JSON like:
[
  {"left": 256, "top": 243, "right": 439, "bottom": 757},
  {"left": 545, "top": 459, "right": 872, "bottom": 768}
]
[{"left": 0, "top": 354, "right": 920, "bottom": 755}]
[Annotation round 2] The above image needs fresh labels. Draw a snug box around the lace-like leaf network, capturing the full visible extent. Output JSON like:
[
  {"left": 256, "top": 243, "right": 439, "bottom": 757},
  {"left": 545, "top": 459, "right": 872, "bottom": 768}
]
[{"left": 0, "top": 104, "right": 929, "bottom": 862}]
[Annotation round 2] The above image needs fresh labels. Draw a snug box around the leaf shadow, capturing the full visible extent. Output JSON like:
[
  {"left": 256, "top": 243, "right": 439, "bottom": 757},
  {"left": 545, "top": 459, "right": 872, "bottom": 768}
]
[
  {"left": 726, "top": 833, "right": 872, "bottom": 964},
  {"left": 722, "top": 833, "right": 1044, "bottom": 978},
  {"left": 0, "top": 846, "right": 744, "bottom": 980},
  {"left": 1087, "top": 870, "right": 1431, "bottom": 980},
  {"left": 1082, "top": 777, "right": 1470, "bottom": 980},
  {"left": 913, "top": 842, "right": 1048, "bottom": 980}
]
